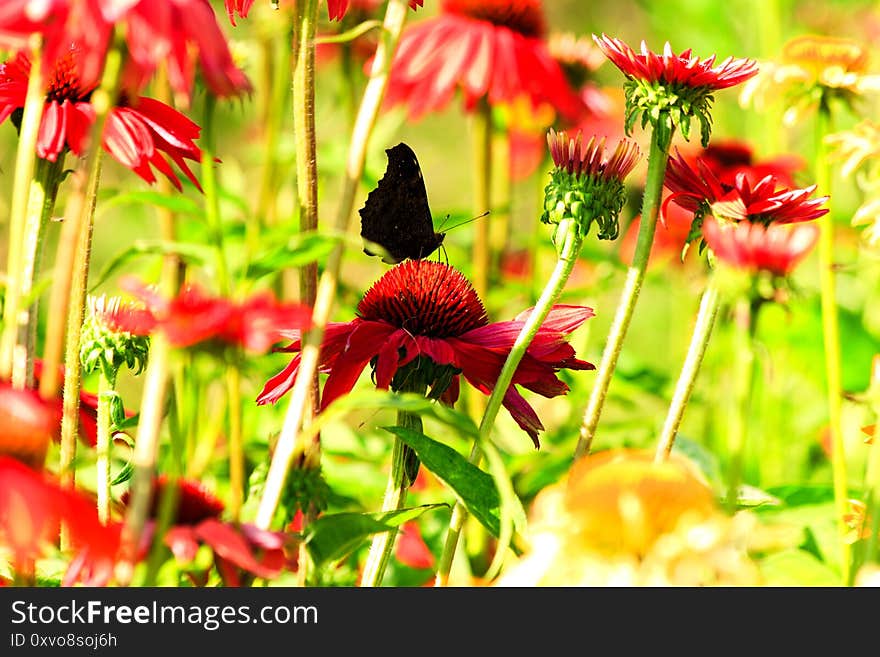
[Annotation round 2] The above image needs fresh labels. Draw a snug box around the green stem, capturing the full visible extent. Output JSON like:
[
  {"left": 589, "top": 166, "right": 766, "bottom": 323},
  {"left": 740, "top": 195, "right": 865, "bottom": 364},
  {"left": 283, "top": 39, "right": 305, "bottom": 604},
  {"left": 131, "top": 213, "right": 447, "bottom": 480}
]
[
  {"left": 654, "top": 280, "right": 722, "bottom": 463},
  {"left": 815, "top": 103, "right": 850, "bottom": 584},
  {"left": 489, "top": 128, "right": 510, "bottom": 283},
  {"left": 575, "top": 129, "right": 671, "bottom": 459},
  {"left": 471, "top": 97, "right": 493, "bottom": 304},
  {"left": 252, "top": 32, "right": 290, "bottom": 263},
  {"left": 39, "top": 34, "right": 122, "bottom": 402},
  {"left": 226, "top": 360, "right": 244, "bottom": 520},
  {"left": 725, "top": 297, "right": 758, "bottom": 512},
  {"left": 435, "top": 218, "right": 584, "bottom": 586},
  {"left": 1, "top": 35, "right": 45, "bottom": 381},
  {"left": 200, "top": 95, "right": 229, "bottom": 297},
  {"left": 119, "top": 335, "right": 171, "bottom": 582},
  {"left": 58, "top": 155, "right": 101, "bottom": 498},
  {"left": 14, "top": 155, "right": 66, "bottom": 389},
  {"left": 292, "top": 0, "right": 320, "bottom": 425},
  {"left": 254, "top": 0, "right": 411, "bottom": 532},
  {"left": 360, "top": 402, "right": 424, "bottom": 587},
  {"left": 96, "top": 371, "right": 115, "bottom": 524}
]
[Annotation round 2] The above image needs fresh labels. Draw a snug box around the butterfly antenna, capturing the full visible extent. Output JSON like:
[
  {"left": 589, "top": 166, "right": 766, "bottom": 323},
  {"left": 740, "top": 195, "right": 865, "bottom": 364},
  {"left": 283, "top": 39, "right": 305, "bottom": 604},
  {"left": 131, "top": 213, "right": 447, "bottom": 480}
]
[{"left": 440, "top": 210, "right": 490, "bottom": 233}]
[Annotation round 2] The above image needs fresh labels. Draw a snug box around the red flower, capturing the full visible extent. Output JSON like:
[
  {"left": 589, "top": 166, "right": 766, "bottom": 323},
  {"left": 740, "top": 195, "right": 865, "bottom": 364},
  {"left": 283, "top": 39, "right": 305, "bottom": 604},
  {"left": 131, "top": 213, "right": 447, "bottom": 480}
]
[
  {"left": 702, "top": 217, "right": 819, "bottom": 276},
  {"left": 258, "top": 260, "right": 594, "bottom": 447},
  {"left": 691, "top": 140, "right": 805, "bottom": 188},
  {"left": 224, "top": 0, "right": 255, "bottom": 25},
  {"left": 0, "top": 456, "right": 119, "bottom": 584},
  {"left": 121, "top": 475, "right": 294, "bottom": 585},
  {"left": 395, "top": 521, "right": 434, "bottom": 570},
  {"left": 385, "top": 0, "right": 584, "bottom": 121},
  {"left": 116, "top": 278, "right": 312, "bottom": 352},
  {"left": 594, "top": 34, "right": 759, "bottom": 90},
  {"left": 0, "top": 0, "right": 251, "bottom": 98},
  {"left": 664, "top": 149, "right": 829, "bottom": 225},
  {"left": 1, "top": 360, "right": 102, "bottom": 449},
  {"left": 0, "top": 382, "right": 58, "bottom": 469},
  {"left": 328, "top": 0, "right": 422, "bottom": 21},
  {"left": 620, "top": 140, "right": 808, "bottom": 266},
  {"left": 0, "top": 47, "right": 204, "bottom": 190}
]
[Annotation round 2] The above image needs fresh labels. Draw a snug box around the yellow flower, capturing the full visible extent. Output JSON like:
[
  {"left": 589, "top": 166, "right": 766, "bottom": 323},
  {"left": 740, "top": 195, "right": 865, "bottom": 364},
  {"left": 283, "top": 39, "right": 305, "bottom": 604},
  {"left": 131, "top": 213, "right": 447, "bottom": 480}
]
[
  {"left": 495, "top": 449, "right": 762, "bottom": 586},
  {"left": 826, "top": 120, "right": 880, "bottom": 177},
  {"left": 740, "top": 35, "right": 880, "bottom": 125}
]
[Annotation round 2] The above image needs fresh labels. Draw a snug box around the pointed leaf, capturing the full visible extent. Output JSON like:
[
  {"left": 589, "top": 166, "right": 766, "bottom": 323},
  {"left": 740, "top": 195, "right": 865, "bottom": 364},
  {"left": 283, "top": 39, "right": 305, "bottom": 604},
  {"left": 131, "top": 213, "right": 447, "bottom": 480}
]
[
  {"left": 90, "top": 240, "right": 214, "bottom": 291},
  {"left": 303, "top": 504, "right": 443, "bottom": 568},
  {"left": 386, "top": 425, "right": 503, "bottom": 538}
]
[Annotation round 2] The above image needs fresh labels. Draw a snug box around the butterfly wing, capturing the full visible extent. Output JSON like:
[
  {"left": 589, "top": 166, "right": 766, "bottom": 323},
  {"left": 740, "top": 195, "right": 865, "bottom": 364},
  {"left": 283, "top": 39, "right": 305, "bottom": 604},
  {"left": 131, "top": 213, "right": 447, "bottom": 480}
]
[{"left": 359, "top": 143, "right": 445, "bottom": 264}]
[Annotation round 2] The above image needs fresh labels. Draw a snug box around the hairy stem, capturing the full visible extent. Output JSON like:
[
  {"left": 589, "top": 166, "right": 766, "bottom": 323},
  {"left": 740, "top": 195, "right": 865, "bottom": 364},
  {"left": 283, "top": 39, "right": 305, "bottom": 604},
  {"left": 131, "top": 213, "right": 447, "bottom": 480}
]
[
  {"left": 435, "top": 219, "right": 583, "bottom": 586},
  {"left": 654, "top": 281, "right": 721, "bottom": 463},
  {"left": 1, "top": 36, "right": 45, "bottom": 381},
  {"left": 575, "top": 129, "right": 671, "bottom": 458},
  {"left": 255, "top": 0, "right": 411, "bottom": 531}
]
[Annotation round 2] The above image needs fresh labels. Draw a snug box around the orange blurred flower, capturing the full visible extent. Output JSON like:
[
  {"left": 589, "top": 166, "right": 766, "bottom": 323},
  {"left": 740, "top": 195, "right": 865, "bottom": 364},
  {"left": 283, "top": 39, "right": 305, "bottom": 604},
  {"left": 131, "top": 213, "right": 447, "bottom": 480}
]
[{"left": 495, "top": 449, "right": 761, "bottom": 586}]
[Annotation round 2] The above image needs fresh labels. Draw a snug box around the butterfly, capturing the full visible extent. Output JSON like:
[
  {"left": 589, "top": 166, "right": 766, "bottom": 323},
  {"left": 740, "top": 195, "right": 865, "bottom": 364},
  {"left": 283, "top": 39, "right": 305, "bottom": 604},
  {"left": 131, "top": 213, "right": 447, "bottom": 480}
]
[{"left": 359, "top": 142, "right": 446, "bottom": 264}]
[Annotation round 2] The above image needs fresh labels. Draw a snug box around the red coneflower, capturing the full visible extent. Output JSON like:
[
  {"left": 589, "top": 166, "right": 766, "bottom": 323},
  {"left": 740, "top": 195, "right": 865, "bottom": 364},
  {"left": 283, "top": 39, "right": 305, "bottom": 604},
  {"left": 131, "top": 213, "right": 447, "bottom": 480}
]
[
  {"left": 258, "top": 260, "right": 594, "bottom": 446},
  {"left": 0, "top": 0, "right": 251, "bottom": 98},
  {"left": 702, "top": 217, "right": 820, "bottom": 277},
  {"left": 120, "top": 475, "right": 293, "bottom": 585},
  {"left": 594, "top": 34, "right": 758, "bottom": 147},
  {"left": 663, "top": 149, "right": 829, "bottom": 227},
  {"left": 385, "top": 0, "right": 584, "bottom": 121},
  {"left": 0, "top": 47, "right": 204, "bottom": 190},
  {"left": 619, "top": 140, "right": 808, "bottom": 266},
  {"left": 114, "top": 277, "right": 312, "bottom": 353}
]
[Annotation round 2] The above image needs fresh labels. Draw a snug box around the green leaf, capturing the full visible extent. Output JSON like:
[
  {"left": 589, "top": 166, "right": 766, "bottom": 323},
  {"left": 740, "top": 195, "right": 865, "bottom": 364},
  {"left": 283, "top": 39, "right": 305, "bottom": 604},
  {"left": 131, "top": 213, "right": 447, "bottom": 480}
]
[
  {"left": 110, "top": 461, "right": 134, "bottom": 486},
  {"left": 244, "top": 232, "right": 343, "bottom": 280},
  {"left": 90, "top": 240, "right": 215, "bottom": 291},
  {"left": 386, "top": 425, "right": 503, "bottom": 539},
  {"left": 303, "top": 504, "right": 444, "bottom": 568}
]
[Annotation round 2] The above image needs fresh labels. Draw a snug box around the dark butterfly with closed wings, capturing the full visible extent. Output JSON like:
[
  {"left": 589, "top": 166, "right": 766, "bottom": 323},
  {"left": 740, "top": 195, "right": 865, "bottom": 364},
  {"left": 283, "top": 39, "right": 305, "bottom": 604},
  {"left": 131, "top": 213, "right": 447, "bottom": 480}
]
[{"left": 359, "top": 142, "right": 446, "bottom": 264}]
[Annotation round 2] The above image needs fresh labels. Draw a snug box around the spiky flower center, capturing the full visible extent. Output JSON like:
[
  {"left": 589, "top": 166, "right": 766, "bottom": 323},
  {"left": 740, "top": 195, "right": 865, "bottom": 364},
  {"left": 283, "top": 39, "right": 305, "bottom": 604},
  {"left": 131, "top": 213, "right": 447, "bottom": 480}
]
[
  {"left": 357, "top": 260, "right": 487, "bottom": 337},
  {"left": 46, "top": 48, "right": 89, "bottom": 103},
  {"left": 442, "top": 0, "right": 545, "bottom": 38}
]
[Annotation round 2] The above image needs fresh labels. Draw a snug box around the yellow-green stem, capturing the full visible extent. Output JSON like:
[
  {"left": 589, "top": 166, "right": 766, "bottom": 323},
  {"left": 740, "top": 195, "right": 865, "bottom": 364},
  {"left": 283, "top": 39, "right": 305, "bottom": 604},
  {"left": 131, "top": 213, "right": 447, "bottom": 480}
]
[
  {"left": 14, "top": 155, "right": 66, "bottom": 389},
  {"left": 1, "top": 35, "right": 45, "bottom": 381},
  {"left": 725, "top": 297, "right": 758, "bottom": 513},
  {"left": 120, "top": 335, "right": 171, "bottom": 581},
  {"left": 471, "top": 98, "right": 493, "bottom": 304},
  {"left": 39, "top": 35, "right": 122, "bottom": 402},
  {"left": 489, "top": 129, "right": 511, "bottom": 278},
  {"left": 96, "top": 371, "right": 115, "bottom": 524},
  {"left": 654, "top": 281, "right": 722, "bottom": 463},
  {"left": 252, "top": 32, "right": 290, "bottom": 261},
  {"left": 292, "top": 0, "right": 320, "bottom": 424},
  {"left": 815, "top": 103, "right": 851, "bottom": 583},
  {"left": 58, "top": 155, "right": 101, "bottom": 498},
  {"left": 575, "top": 129, "right": 671, "bottom": 459},
  {"left": 435, "top": 218, "right": 583, "bottom": 586},
  {"left": 254, "top": 0, "right": 411, "bottom": 531},
  {"left": 200, "top": 95, "right": 229, "bottom": 297},
  {"left": 226, "top": 361, "right": 244, "bottom": 520}
]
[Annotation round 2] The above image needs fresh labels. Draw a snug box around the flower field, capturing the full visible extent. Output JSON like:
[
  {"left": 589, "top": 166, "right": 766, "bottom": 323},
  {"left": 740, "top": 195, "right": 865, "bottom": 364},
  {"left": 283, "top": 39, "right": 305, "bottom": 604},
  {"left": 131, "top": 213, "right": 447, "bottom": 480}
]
[{"left": 2, "top": 0, "right": 880, "bottom": 590}]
